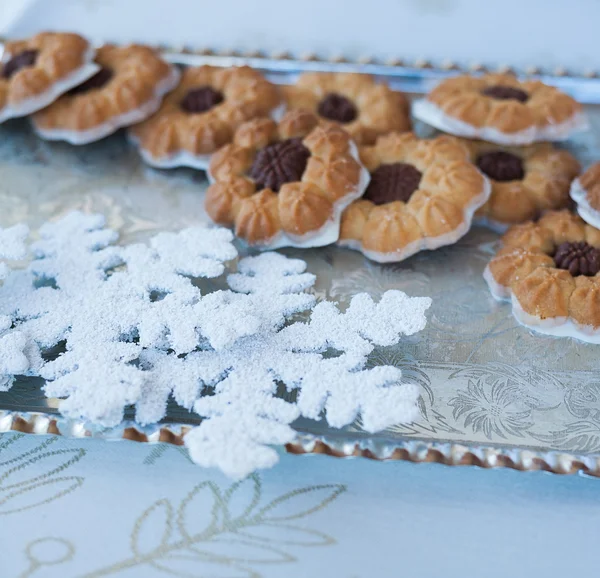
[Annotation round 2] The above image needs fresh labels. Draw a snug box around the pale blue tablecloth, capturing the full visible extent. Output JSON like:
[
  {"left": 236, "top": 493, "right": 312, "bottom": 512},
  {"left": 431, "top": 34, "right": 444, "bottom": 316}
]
[{"left": 0, "top": 432, "right": 598, "bottom": 578}]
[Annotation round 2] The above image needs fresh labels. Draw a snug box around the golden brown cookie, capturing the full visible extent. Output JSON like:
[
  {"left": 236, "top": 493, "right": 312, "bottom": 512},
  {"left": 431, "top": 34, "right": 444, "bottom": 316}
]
[
  {"left": 205, "top": 109, "right": 369, "bottom": 249},
  {"left": 282, "top": 72, "right": 410, "bottom": 145},
  {"left": 459, "top": 140, "right": 580, "bottom": 230},
  {"left": 0, "top": 32, "right": 98, "bottom": 123},
  {"left": 129, "top": 65, "right": 282, "bottom": 169},
  {"left": 570, "top": 162, "right": 600, "bottom": 230},
  {"left": 484, "top": 210, "right": 600, "bottom": 343},
  {"left": 338, "top": 132, "right": 490, "bottom": 263},
  {"left": 413, "top": 74, "right": 587, "bottom": 145},
  {"left": 31, "top": 44, "right": 179, "bottom": 145}
]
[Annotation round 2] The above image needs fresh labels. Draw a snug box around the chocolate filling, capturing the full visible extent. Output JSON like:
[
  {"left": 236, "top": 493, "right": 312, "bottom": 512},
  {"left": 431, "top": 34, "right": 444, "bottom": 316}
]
[
  {"left": 68, "top": 67, "right": 114, "bottom": 96},
  {"left": 180, "top": 86, "right": 224, "bottom": 113},
  {"left": 481, "top": 85, "right": 529, "bottom": 103},
  {"left": 317, "top": 93, "right": 358, "bottom": 124},
  {"left": 364, "top": 163, "right": 422, "bottom": 205},
  {"left": 476, "top": 151, "right": 524, "bottom": 182},
  {"left": 248, "top": 138, "right": 310, "bottom": 192},
  {"left": 2, "top": 49, "right": 38, "bottom": 79},
  {"left": 554, "top": 241, "right": 600, "bottom": 277}
]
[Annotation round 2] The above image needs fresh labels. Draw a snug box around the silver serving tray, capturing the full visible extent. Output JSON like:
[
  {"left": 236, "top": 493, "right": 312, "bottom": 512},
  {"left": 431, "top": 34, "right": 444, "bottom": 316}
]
[{"left": 1, "top": 55, "right": 600, "bottom": 477}]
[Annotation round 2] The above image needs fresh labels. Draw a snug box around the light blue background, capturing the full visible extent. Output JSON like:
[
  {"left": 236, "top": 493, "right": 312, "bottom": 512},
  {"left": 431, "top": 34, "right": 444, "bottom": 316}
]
[{"left": 0, "top": 433, "right": 598, "bottom": 577}]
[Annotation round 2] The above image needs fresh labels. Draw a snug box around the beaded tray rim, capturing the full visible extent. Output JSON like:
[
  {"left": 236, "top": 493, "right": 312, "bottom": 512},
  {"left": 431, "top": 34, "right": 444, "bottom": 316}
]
[
  {"left": 1, "top": 37, "right": 600, "bottom": 103},
  {"left": 1, "top": 410, "right": 598, "bottom": 478}
]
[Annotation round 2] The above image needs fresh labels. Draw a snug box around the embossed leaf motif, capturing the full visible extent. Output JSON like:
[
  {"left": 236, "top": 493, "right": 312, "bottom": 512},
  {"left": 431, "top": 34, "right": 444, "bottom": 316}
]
[
  {"left": 0, "top": 437, "right": 85, "bottom": 516},
  {"left": 565, "top": 383, "right": 600, "bottom": 421},
  {"left": 448, "top": 378, "right": 534, "bottom": 440},
  {"left": 151, "top": 556, "right": 255, "bottom": 578},
  {"left": 191, "top": 539, "right": 293, "bottom": 564},
  {"left": 530, "top": 421, "right": 600, "bottom": 453},
  {"left": 131, "top": 499, "right": 174, "bottom": 558},
  {"left": 237, "top": 524, "right": 334, "bottom": 547},
  {"left": 449, "top": 364, "right": 564, "bottom": 411},
  {"left": 0, "top": 476, "right": 83, "bottom": 515},
  {"left": 77, "top": 477, "right": 345, "bottom": 577},
  {"left": 177, "top": 481, "right": 223, "bottom": 541},
  {"left": 258, "top": 484, "right": 345, "bottom": 522},
  {"left": 223, "top": 474, "right": 261, "bottom": 524},
  {"left": 0, "top": 448, "right": 85, "bottom": 490}
]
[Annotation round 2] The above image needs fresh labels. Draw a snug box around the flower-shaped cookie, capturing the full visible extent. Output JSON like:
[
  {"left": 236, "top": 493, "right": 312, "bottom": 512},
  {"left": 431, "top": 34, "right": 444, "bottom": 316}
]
[
  {"left": 0, "top": 32, "right": 98, "bottom": 123},
  {"left": 413, "top": 74, "right": 587, "bottom": 145},
  {"left": 461, "top": 140, "right": 580, "bottom": 231},
  {"left": 282, "top": 72, "right": 411, "bottom": 145},
  {"left": 338, "top": 132, "right": 490, "bottom": 263},
  {"left": 32, "top": 44, "right": 180, "bottom": 145},
  {"left": 205, "top": 109, "right": 369, "bottom": 249},
  {"left": 130, "top": 65, "right": 282, "bottom": 169},
  {"left": 570, "top": 162, "right": 600, "bottom": 229},
  {"left": 484, "top": 210, "right": 600, "bottom": 343}
]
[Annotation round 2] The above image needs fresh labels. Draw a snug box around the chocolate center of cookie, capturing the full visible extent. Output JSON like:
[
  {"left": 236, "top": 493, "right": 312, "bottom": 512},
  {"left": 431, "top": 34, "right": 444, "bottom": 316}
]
[
  {"left": 2, "top": 49, "right": 38, "bottom": 79},
  {"left": 476, "top": 151, "right": 524, "bottom": 182},
  {"left": 481, "top": 85, "right": 529, "bottom": 103},
  {"left": 554, "top": 241, "right": 600, "bottom": 277},
  {"left": 317, "top": 93, "right": 358, "bottom": 124},
  {"left": 180, "top": 86, "right": 224, "bottom": 113},
  {"left": 363, "top": 163, "right": 423, "bottom": 205},
  {"left": 67, "top": 67, "right": 114, "bottom": 96},
  {"left": 248, "top": 138, "right": 310, "bottom": 192}
]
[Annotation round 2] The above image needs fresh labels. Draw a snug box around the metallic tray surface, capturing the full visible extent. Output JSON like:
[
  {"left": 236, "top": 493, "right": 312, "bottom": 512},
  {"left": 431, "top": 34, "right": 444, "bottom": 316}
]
[{"left": 1, "top": 59, "right": 600, "bottom": 476}]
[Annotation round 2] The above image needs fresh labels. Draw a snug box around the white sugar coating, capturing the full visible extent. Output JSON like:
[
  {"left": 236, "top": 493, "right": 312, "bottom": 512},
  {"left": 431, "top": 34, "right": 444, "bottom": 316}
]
[
  {"left": 0, "top": 211, "right": 432, "bottom": 477},
  {"left": 32, "top": 67, "right": 181, "bottom": 145},
  {"left": 0, "top": 223, "right": 28, "bottom": 262},
  {"left": 413, "top": 98, "right": 589, "bottom": 145},
  {"left": 0, "top": 47, "right": 99, "bottom": 124},
  {"left": 0, "top": 223, "right": 30, "bottom": 388},
  {"left": 130, "top": 103, "right": 287, "bottom": 170},
  {"left": 570, "top": 178, "right": 600, "bottom": 229},
  {"left": 484, "top": 263, "right": 600, "bottom": 344},
  {"left": 228, "top": 252, "right": 316, "bottom": 295},
  {"left": 0, "top": 223, "right": 29, "bottom": 280},
  {"left": 339, "top": 176, "right": 491, "bottom": 263},
  {"left": 182, "top": 290, "right": 430, "bottom": 478},
  {"left": 207, "top": 141, "right": 371, "bottom": 250}
]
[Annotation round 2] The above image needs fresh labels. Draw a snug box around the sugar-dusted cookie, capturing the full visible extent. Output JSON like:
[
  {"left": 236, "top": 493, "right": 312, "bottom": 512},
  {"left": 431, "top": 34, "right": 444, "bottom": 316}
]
[
  {"left": 484, "top": 210, "right": 600, "bottom": 343},
  {"left": 459, "top": 140, "right": 580, "bottom": 231},
  {"left": 413, "top": 74, "right": 587, "bottom": 145},
  {"left": 32, "top": 44, "right": 180, "bottom": 144},
  {"left": 0, "top": 32, "right": 98, "bottom": 123},
  {"left": 205, "top": 109, "right": 369, "bottom": 249},
  {"left": 338, "top": 132, "right": 490, "bottom": 262},
  {"left": 282, "top": 72, "right": 410, "bottom": 145},
  {"left": 130, "top": 65, "right": 282, "bottom": 170},
  {"left": 570, "top": 162, "right": 600, "bottom": 229}
]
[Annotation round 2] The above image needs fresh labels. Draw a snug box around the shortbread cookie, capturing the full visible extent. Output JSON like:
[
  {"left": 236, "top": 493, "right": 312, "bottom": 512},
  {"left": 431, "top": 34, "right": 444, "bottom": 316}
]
[
  {"left": 32, "top": 44, "right": 180, "bottom": 145},
  {"left": 484, "top": 210, "right": 600, "bottom": 343},
  {"left": 461, "top": 140, "right": 580, "bottom": 231},
  {"left": 0, "top": 32, "right": 98, "bottom": 123},
  {"left": 338, "top": 132, "right": 490, "bottom": 262},
  {"left": 130, "top": 65, "right": 281, "bottom": 169},
  {"left": 413, "top": 74, "right": 587, "bottom": 145},
  {"left": 570, "top": 162, "right": 600, "bottom": 229},
  {"left": 205, "top": 109, "right": 369, "bottom": 249},
  {"left": 282, "top": 72, "right": 410, "bottom": 145}
]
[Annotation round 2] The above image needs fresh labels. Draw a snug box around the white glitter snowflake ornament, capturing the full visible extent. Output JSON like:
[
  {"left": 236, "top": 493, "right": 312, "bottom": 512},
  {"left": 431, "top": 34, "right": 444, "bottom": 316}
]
[
  {"left": 0, "top": 223, "right": 29, "bottom": 390},
  {"left": 0, "top": 212, "right": 432, "bottom": 478}
]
